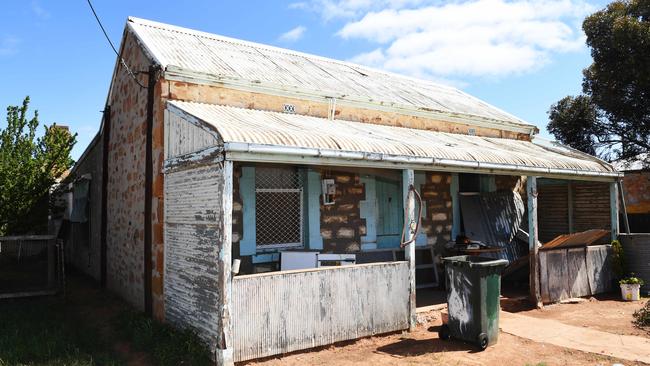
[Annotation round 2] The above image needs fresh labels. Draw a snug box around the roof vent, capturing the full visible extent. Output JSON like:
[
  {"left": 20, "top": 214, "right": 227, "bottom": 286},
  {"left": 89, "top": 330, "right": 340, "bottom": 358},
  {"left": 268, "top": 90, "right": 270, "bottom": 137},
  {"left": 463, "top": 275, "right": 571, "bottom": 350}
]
[{"left": 283, "top": 103, "right": 296, "bottom": 114}]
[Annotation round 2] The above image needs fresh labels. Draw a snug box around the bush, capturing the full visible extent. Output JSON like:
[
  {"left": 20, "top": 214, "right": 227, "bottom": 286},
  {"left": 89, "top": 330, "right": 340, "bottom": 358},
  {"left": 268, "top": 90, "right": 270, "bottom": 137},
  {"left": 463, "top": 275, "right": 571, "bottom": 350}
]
[
  {"left": 633, "top": 300, "right": 650, "bottom": 329},
  {"left": 611, "top": 240, "right": 625, "bottom": 280}
]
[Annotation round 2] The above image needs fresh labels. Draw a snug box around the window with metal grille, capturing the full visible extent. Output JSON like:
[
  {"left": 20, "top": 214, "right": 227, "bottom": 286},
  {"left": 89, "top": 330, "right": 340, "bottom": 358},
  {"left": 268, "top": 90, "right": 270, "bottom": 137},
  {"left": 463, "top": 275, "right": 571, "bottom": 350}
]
[{"left": 255, "top": 167, "right": 303, "bottom": 249}]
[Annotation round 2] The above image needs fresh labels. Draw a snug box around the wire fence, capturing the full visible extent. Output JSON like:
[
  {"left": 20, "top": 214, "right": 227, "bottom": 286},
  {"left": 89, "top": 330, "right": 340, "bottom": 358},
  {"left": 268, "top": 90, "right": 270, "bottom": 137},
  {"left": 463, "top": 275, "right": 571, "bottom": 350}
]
[{"left": 0, "top": 235, "right": 65, "bottom": 299}]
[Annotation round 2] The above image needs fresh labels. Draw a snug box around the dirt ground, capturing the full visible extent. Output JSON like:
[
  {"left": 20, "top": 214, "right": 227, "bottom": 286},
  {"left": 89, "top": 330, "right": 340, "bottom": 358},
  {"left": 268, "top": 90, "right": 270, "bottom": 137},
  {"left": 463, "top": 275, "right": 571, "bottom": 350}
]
[
  {"left": 244, "top": 293, "right": 650, "bottom": 366},
  {"left": 502, "top": 293, "right": 650, "bottom": 338},
  {"left": 244, "top": 307, "right": 648, "bottom": 366}
]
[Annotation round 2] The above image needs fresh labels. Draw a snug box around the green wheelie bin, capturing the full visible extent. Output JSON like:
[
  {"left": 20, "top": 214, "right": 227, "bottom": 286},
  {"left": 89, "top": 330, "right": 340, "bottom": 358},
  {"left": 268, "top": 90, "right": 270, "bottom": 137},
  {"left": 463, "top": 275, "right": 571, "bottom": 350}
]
[{"left": 438, "top": 255, "right": 508, "bottom": 351}]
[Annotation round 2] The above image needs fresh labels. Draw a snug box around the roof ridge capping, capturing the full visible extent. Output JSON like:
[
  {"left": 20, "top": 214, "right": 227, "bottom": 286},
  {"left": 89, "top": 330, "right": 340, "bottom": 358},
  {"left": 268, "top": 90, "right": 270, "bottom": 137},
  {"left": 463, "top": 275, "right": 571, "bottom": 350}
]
[{"left": 128, "top": 16, "right": 537, "bottom": 134}]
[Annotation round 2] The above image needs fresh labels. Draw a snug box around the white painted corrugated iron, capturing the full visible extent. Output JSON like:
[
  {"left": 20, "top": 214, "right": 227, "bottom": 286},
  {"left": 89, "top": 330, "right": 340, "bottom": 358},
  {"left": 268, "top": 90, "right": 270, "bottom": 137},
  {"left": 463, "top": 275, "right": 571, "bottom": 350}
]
[
  {"left": 232, "top": 262, "right": 410, "bottom": 362},
  {"left": 166, "top": 100, "right": 619, "bottom": 179},
  {"left": 127, "top": 17, "right": 535, "bottom": 133}
]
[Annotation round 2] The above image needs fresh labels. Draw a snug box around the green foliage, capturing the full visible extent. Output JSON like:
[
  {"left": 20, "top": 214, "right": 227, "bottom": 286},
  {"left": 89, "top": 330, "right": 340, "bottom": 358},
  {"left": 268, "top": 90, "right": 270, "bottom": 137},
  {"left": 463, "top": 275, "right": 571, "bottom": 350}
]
[
  {"left": 611, "top": 239, "right": 626, "bottom": 280},
  {"left": 619, "top": 274, "right": 645, "bottom": 286},
  {"left": 0, "top": 97, "right": 76, "bottom": 235},
  {"left": 115, "top": 310, "right": 212, "bottom": 366},
  {"left": 547, "top": 96, "right": 601, "bottom": 155},
  {"left": 547, "top": 0, "right": 650, "bottom": 163},
  {"left": 633, "top": 300, "right": 650, "bottom": 328}
]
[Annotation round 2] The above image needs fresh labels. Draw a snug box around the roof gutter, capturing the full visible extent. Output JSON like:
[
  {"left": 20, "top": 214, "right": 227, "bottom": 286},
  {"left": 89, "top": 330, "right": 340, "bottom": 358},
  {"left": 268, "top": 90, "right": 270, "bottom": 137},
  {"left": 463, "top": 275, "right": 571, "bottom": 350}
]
[
  {"left": 163, "top": 66, "right": 538, "bottom": 136},
  {"left": 223, "top": 142, "right": 622, "bottom": 182}
]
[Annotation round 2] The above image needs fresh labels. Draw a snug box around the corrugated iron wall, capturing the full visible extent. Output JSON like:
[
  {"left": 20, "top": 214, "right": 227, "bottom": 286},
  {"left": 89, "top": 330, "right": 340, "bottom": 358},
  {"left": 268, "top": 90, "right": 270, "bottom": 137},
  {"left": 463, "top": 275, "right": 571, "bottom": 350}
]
[
  {"left": 536, "top": 181, "right": 610, "bottom": 243},
  {"left": 538, "top": 184, "right": 569, "bottom": 243},
  {"left": 232, "top": 262, "right": 410, "bottom": 362},
  {"left": 572, "top": 182, "right": 610, "bottom": 233},
  {"left": 164, "top": 163, "right": 225, "bottom": 351}
]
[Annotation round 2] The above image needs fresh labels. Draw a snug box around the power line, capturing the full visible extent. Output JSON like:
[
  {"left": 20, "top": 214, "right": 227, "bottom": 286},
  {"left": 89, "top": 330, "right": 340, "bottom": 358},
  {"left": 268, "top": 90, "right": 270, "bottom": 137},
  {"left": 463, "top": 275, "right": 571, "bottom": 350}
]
[{"left": 85, "top": 0, "right": 147, "bottom": 89}]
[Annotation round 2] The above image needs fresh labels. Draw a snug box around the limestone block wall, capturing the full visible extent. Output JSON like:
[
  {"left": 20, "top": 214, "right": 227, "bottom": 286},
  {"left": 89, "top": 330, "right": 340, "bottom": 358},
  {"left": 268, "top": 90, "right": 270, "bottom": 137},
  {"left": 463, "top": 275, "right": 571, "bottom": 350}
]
[
  {"left": 420, "top": 173, "right": 453, "bottom": 251},
  {"left": 105, "top": 30, "right": 151, "bottom": 311},
  {"left": 165, "top": 80, "right": 531, "bottom": 141}
]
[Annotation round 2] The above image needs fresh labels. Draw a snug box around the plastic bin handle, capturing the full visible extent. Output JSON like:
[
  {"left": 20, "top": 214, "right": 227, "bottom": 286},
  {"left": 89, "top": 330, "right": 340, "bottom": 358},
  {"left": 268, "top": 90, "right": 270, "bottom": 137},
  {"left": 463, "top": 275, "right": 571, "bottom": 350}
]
[{"left": 468, "top": 259, "right": 509, "bottom": 268}]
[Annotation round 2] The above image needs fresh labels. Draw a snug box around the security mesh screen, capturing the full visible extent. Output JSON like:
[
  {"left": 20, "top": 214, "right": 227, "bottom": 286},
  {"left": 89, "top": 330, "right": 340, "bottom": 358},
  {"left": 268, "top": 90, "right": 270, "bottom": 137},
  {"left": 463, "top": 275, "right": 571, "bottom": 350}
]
[{"left": 255, "top": 167, "right": 303, "bottom": 247}]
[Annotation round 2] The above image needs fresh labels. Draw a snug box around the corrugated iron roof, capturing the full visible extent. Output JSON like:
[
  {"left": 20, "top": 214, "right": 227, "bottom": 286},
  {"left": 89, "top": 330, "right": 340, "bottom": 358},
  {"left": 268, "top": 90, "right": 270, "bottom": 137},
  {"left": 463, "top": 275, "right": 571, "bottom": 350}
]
[
  {"left": 128, "top": 17, "right": 535, "bottom": 132},
  {"left": 167, "top": 100, "right": 618, "bottom": 178},
  {"left": 540, "top": 229, "right": 610, "bottom": 250}
]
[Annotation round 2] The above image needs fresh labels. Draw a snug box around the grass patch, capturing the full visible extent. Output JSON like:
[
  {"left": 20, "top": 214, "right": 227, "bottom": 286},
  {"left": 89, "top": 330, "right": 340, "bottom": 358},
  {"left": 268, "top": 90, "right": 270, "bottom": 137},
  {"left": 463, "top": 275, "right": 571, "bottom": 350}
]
[
  {"left": 115, "top": 311, "right": 212, "bottom": 366},
  {"left": 0, "top": 275, "right": 212, "bottom": 366},
  {"left": 0, "top": 297, "right": 122, "bottom": 366}
]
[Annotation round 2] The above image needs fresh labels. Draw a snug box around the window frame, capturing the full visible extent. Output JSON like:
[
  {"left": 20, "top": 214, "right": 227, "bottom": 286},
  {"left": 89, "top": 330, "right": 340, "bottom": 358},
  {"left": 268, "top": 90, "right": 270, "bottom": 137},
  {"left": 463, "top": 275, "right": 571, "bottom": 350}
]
[{"left": 254, "top": 168, "right": 305, "bottom": 252}]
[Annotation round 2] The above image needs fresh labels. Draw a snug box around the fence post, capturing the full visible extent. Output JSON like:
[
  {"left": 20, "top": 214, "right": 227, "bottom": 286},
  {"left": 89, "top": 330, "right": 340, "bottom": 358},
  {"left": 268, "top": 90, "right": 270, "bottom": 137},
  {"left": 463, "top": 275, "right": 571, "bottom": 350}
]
[
  {"left": 402, "top": 169, "right": 416, "bottom": 331},
  {"left": 527, "top": 176, "right": 542, "bottom": 308}
]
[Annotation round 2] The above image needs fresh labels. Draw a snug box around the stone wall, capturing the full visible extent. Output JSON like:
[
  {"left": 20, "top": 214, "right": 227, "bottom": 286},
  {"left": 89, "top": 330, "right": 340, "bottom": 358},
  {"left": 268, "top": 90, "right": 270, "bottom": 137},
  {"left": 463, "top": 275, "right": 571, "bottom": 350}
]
[
  {"left": 105, "top": 30, "right": 151, "bottom": 311},
  {"left": 230, "top": 168, "right": 457, "bottom": 260},
  {"left": 320, "top": 171, "right": 365, "bottom": 253},
  {"left": 166, "top": 80, "right": 531, "bottom": 141},
  {"left": 420, "top": 173, "right": 453, "bottom": 251},
  {"left": 63, "top": 137, "right": 103, "bottom": 281}
]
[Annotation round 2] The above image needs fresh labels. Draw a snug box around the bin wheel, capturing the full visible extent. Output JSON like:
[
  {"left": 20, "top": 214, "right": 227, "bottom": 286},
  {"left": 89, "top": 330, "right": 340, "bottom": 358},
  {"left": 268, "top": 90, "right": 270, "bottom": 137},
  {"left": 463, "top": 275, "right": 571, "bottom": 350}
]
[
  {"left": 477, "top": 333, "right": 488, "bottom": 351},
  {"left": 439, "top": 324, "right": 450, "bottom": 340}
]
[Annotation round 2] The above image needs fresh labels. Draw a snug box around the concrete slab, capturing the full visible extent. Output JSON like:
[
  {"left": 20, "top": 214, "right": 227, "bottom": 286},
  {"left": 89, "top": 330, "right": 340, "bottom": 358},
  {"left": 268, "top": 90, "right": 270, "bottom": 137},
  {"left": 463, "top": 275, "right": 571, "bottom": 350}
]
[{"left": 500, "top": 311, "right": 650, "bottom": 364}]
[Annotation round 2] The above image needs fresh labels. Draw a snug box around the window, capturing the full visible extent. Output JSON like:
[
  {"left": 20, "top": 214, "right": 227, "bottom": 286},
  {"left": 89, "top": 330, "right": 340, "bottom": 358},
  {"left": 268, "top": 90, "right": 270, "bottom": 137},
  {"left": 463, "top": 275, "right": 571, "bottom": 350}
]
[{"left": 255, "top": 167, "right": 303, "bottom": 249}]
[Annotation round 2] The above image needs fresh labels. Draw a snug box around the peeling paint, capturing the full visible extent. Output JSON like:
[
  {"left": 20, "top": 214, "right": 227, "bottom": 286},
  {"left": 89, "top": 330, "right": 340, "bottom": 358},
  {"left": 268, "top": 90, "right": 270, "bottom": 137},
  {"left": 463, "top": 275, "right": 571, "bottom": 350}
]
[{"left": 232, "top": 262, "right": 409, "bottom": 362}]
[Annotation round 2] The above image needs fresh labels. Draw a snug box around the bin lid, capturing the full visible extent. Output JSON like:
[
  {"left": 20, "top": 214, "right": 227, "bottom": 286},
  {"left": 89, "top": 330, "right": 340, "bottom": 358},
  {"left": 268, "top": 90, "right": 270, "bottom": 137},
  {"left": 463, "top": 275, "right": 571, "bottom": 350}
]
[{"left": 442, "top": 255, "right": 509, "bottom": 267}]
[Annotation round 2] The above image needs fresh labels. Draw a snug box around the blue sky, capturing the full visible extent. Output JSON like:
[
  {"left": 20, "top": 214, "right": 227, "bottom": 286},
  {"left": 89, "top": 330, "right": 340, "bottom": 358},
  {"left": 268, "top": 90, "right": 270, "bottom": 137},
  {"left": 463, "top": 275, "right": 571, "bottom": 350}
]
[{"left": 0, "top": 0, "right": 608, "bottom": 160}]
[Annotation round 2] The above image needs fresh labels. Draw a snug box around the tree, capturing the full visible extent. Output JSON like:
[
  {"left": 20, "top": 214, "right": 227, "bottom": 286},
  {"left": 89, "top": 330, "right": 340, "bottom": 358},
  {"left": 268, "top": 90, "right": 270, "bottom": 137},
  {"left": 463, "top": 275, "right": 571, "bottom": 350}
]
[
  {"left": 547, "top": 0, "right": 650, "bottom": 164},
  {"left": 0, "top": 97, "right": 76, "bottom": 235},
  {"left": 547, "top": 96, "right": 601, "bottom": 156}
]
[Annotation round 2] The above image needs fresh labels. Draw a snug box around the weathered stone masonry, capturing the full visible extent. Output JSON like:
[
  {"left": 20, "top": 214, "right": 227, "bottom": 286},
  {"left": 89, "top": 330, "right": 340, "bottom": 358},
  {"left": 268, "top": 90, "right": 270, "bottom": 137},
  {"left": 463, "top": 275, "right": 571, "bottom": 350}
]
[{"left": 106, "top": 31, "right": 150, "bottom": 311}]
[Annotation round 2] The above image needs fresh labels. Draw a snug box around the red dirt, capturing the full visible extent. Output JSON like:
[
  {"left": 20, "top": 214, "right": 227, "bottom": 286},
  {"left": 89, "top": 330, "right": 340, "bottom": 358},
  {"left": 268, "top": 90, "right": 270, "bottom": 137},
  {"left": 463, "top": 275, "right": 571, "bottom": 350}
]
[
  {"left": 243, "top": 311, "right": 647, "bottom": 366},
  {"left": 502, "top": 293, "right": 650, "bottom": 338}
]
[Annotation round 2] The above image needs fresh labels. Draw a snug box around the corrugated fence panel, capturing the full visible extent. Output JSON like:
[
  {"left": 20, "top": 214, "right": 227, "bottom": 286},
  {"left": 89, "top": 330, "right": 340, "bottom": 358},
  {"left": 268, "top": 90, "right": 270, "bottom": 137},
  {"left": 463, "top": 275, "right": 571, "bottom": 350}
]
[
  {"left": 232, "top": 262, "right": 410, "bottom": 362},
  {"left": 164, "top": 164, "right": 224, "bottom": 350}
]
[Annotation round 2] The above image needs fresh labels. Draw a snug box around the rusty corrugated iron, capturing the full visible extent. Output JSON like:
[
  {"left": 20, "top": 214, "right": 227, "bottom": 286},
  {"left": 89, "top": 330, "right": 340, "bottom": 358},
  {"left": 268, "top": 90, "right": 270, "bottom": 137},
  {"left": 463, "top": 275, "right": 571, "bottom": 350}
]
[
  {"left": 459, "top": 191, "right": 526, "bottom": 262},
  {"left": 540, "top": 229, "right": 610, "bottom": 251},
  {"left": 128, "top": 17, "right": 533, "bottom": 131},
  {"left": 167, "top": 100, "right": 617, "bottom": 175}
]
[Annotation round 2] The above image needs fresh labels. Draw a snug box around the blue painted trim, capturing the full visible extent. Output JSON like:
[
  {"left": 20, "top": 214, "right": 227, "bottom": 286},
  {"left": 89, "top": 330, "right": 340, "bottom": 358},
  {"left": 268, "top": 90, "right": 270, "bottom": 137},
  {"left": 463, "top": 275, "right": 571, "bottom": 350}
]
[
  {"left": 414, "top": 172, "right": 427, "bottom": 219},
  {"left": 377, "top": 235, "right": 401, "bottom": 248},
  {"left": 414, "top": 172, "right": 428, "bottom": 246},
  {"left": 239, "top": 166, "right": 256, "bottom": 256},
  {"left": 306, "top": 169, "right": 323, "bottom": 250},
  {"left": 359, "top": 175, "right": 378, "bottom": 249},
  {"left": 252, "top": 253, "right": 279, "bottom": 264},
  {"left": 480, "top": 175, "right": 496, "bottom": 192},
  {"left": 451, "top": 173, "right": 460, "bottom": 240}
]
